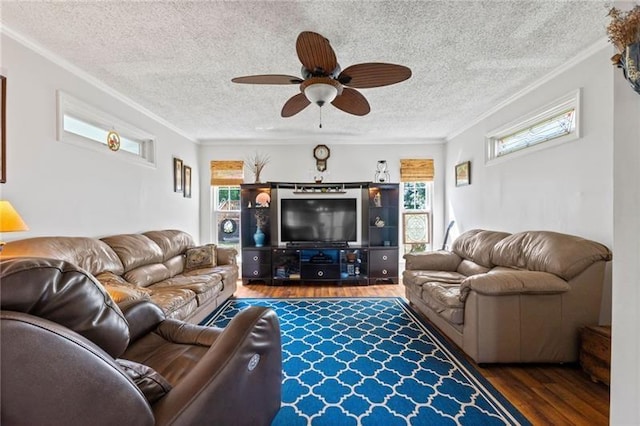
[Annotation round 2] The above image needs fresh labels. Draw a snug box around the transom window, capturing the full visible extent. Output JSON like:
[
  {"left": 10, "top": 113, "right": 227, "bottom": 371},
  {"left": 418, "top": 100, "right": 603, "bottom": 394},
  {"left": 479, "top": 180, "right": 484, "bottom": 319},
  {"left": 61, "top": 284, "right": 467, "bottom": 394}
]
[
  {"left": 486, "top": 89, "right": 581, "bottom": 163},
  {"left": 57, "top": 91, "right": 155, "bottom": 166},
  {"left": 63, "top": 115, "right": 143, "bottom": 156}
]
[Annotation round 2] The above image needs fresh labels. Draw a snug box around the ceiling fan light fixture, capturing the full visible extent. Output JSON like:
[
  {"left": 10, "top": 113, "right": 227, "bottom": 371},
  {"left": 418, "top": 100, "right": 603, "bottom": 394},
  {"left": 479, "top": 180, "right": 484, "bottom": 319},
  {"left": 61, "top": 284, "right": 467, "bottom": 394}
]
[{"left": 301, "top": 77, "right": 342, "bottom": 107}]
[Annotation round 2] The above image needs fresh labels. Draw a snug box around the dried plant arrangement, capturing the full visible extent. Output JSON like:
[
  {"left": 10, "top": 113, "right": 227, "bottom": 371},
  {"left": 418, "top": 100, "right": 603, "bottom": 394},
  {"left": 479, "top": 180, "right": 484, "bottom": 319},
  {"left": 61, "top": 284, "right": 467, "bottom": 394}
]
[
  {"left": 254, "top": 209, "right": 269, "bottom": 230},
  {"left": 607, "top": 5, "right": 640, "bottom": 93},
  {"left": 246, "top": 152, "right": 270, "bottom": 183},
  {"left": 607, "top": 6, "right": 640, "bottom": 52}
]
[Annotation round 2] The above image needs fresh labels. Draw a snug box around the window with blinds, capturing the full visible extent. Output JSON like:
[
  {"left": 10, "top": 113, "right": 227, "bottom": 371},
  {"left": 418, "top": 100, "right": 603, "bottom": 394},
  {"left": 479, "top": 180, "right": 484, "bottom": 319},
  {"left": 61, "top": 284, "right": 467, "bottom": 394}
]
[
  {"left": 210, "top": 160, "right": 244, "bottom": 185},
  {"left": 400, "top": 158, "right": 434, "bottom": 254},
  {"left": 210, "top": 161, "right": 243, "bottom": 252},
  {"left": 400, "top": 159, "right": 434, "bottom": 182}
]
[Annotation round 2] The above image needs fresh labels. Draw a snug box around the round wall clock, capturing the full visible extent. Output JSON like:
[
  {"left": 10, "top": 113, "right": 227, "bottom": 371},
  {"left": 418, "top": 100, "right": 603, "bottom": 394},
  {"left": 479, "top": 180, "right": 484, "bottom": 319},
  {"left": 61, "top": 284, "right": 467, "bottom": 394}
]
[{"left": 313, "top": 144, "right": 330, "bottom": 172}]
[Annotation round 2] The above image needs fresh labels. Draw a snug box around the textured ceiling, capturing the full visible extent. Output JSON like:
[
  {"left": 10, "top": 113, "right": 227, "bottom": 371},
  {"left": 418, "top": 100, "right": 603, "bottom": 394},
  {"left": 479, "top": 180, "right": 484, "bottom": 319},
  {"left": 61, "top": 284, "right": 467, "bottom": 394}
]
[{"left": 0, "top": 1, "right": 611, "bottom": 143}]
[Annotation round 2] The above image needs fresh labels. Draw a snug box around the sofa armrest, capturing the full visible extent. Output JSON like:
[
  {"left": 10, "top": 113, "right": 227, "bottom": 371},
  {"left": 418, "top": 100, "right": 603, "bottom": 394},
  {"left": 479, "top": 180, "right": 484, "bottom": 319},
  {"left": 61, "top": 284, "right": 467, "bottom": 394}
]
[
  {"left": 215, "top": 247, "right": 238, "bottom": 266},
  {"left": 403, "top": 250, "right": 462, "bottom": 271},
  {"left": 152, "top": 306, "right": 282, "bottom": 426},
  {"left": 120, "top": 300, "right": 166, "bottom": 344},
  {"left": 155, "top": 319, "right": 222, "bottom": 347},
  {"left": 460, "top": 268, "right": 570, "bottom": 301}
]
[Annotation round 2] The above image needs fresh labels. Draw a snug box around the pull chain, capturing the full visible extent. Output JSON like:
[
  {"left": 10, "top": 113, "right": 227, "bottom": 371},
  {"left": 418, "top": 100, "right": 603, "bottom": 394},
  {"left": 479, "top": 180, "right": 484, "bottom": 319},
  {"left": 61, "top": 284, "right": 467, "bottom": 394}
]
[{"left": 319, "top": 107, "right": 323, "bottom": 129}]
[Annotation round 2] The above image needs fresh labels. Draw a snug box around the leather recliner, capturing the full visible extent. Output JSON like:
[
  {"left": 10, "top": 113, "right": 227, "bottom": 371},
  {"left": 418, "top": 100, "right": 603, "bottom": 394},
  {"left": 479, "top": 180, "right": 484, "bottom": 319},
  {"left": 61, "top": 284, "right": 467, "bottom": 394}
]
[{"left": 0, "top": 257, "right": 282, "bottom": 426}]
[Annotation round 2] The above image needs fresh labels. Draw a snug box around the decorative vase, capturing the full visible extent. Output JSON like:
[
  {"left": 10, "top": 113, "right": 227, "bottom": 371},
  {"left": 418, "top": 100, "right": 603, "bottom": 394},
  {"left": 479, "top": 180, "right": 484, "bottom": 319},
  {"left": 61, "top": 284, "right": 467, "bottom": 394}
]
[
  {"left": 253, "top": 228, "right": 265, "bottom": 247},
  {"left": 616, "top": 42, "right": 640, "bottom": 95}
]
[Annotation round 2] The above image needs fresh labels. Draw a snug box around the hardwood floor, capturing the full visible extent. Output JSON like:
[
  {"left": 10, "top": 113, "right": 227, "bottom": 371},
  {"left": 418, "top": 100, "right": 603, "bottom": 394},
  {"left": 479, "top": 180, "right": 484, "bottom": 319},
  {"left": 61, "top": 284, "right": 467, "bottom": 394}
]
[{"left": 234, "top": 281, "right": 610, "bottom": 425}]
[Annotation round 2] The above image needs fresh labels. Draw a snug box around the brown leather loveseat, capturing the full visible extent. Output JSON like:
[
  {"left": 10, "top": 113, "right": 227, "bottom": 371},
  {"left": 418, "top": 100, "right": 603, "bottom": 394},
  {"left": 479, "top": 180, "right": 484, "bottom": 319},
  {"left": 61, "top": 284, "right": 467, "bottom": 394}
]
[
  {"left": 0, "top": 257, "right": 282, "bottom": 425},
  {"left": 403, "top": 229, "right": 612, "bottom": 363},
  {"left": 0, "top": 229, "right": 237, "bottom": 324}
]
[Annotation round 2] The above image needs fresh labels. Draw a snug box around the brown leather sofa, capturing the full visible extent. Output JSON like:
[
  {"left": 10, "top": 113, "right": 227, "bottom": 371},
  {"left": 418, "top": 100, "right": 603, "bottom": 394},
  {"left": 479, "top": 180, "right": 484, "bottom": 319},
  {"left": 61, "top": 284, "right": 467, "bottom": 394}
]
[
  {"left": 403, "top": 229, "right": 612, "bottom": 363},
  {"left": 0, "top": 230, "right": 238, "bottom": 324},
  {"left": 0, "top": 257, "right": 282, "bottom": 425}
]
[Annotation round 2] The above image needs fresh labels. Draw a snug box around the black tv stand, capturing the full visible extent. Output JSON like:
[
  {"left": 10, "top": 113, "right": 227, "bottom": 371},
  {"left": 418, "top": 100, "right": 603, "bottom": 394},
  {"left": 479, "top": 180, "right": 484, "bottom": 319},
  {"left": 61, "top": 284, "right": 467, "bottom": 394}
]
[{"left": 240, "top": 182, "right": 399, "bottom": 285}]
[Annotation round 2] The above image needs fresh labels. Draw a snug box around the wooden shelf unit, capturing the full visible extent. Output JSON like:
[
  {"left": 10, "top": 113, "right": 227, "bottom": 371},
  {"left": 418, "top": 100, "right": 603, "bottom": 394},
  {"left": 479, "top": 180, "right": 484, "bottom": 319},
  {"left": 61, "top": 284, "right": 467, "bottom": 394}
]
[{"left": 240, "top": 182, "right": 399, "bottom": 285}]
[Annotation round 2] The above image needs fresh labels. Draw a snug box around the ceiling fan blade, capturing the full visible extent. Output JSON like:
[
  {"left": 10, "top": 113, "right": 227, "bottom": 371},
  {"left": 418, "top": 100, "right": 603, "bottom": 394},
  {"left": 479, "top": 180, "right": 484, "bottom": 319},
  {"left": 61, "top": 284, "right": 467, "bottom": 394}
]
[
  {"left": 331, "top": 88, "right": 370, "bottom": 116},
  {"left": 232, "top": 74, "right": 303, "bottom": 85},
  {"left": 281, "top": 93, "right": 311, "bottom": 117},
  {"left": 296, "top": 31, "right": 338, "bottom": 76},
  {"left": 338, "top": 63, "right": 412, "bottom": 88}
]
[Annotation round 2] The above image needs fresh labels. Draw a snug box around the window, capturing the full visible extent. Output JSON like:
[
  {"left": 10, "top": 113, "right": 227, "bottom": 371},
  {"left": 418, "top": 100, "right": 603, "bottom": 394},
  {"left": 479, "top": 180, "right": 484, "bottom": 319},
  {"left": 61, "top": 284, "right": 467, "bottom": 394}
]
[
  {"left": 57, "top": 91, "right": 155, "bottom": 166},
  {"left": 486, "top": 89, "right": 581, "bottom": 163},
  {"left": 212, "top": 186, "right": 241, "bottom": 251},
  {"left": 209, "top": 161, "right": 244, "bottom": 253},
  {"left": 402, "top": 181, "right": 433, "bottom": 254},
  {"left": 400, "top": 159, "right": 435, "bottom": 254}
]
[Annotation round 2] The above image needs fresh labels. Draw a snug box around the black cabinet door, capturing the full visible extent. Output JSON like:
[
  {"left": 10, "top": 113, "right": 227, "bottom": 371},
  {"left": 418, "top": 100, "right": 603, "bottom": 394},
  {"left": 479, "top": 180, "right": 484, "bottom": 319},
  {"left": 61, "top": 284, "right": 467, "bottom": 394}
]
[
  {"left": 242, "top": 249, "right": 271, "bottom": 283},
  {"left": 369, "top": 249, "right": 398, "bottom": 283},
  {"left": 301, "top": 264, "right": 341, "bottom": 280}
]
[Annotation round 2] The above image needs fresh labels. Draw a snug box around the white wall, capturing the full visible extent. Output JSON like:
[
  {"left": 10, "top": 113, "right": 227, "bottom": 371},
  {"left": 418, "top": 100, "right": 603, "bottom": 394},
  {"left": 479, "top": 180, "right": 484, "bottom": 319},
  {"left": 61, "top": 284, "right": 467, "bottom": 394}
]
[
  {"left": 0, "top": 33, "right": 201, "bottom": 241},
  {"left": 445, "top": 46, "right": 613, "bottom": 247},
  {"left": 611, "top": 40, "right": 640, "bottom": 423},
  {"left": 198, "top": 141, "right": 445, "bottom": 246}
]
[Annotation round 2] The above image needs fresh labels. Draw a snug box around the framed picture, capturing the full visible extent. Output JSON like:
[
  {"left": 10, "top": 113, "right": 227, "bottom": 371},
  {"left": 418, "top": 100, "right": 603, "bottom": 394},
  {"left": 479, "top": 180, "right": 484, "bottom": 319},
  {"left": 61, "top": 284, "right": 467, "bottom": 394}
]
[
  {"left": 173, "top": 157, "right": 183, "bottom": 192},
  {"left": 403, "top": 212, "right": 431, "bottom": 244},
  {"left": 1, "top": 75, "right": 6, "bottom": 183},
  {"left": 183, "top": 165, "right": 192, "bottom": 198},
  {"left": 455, "top": 161, "right": 471, "bottom": 187}
]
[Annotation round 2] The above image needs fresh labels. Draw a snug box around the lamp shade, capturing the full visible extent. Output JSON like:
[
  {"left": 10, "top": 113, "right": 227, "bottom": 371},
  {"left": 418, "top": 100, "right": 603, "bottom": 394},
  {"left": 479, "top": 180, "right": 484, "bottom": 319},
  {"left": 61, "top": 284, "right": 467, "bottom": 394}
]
[
  {"left": 301, "top": 77, "right": 342, "bottom": 107},
  {"left": 0, "top": 201, "right": 29, "bottom": 232},
  {"left": 304, "top": 83, "right": 338, "bottom": 107}
]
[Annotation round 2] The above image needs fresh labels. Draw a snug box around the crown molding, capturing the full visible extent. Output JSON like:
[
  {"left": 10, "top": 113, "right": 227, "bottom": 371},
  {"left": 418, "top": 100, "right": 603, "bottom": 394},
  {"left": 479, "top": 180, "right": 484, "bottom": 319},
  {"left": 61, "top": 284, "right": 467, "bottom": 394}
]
[
  {"left": 1, "top": 25, "right": 198, "bottom": 144},
  {"left": 197, "top": 136, "right": 446, "bottom": 146},
  {"left": 446, "top": 37, "right": 611, "bottom": 141}
]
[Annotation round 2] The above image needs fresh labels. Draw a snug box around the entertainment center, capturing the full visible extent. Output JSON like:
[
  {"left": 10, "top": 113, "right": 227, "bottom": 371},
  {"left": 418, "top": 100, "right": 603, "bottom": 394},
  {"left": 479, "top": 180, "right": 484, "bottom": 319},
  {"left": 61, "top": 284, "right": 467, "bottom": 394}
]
[{"left": 240, "top": 181, "right": 399, "bottom": 285}]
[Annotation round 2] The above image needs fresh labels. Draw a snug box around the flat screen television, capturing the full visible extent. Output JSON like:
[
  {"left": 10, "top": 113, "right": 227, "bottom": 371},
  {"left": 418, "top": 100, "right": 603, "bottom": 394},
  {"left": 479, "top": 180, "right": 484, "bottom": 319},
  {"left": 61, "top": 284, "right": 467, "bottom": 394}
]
[{"left": 280, "top": 198, "right": 357, "bottom": 244}]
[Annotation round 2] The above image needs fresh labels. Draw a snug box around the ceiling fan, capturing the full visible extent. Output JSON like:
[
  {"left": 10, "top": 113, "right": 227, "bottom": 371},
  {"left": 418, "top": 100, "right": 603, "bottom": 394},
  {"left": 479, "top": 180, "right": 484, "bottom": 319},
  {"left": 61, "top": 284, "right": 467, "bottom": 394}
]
[{"left": 231, "top": 31, "right": 412, "bottom": 119}]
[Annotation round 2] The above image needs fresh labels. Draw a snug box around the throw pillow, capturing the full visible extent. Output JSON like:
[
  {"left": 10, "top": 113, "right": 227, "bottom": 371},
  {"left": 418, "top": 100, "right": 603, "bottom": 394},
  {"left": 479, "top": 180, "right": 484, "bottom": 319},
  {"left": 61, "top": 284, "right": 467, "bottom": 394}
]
[
  {"left": 184, "top": 244, "right": 217, "bottom": 271},
  {"left": 116, "top": 359, "right": 172, "bottom": 404}
]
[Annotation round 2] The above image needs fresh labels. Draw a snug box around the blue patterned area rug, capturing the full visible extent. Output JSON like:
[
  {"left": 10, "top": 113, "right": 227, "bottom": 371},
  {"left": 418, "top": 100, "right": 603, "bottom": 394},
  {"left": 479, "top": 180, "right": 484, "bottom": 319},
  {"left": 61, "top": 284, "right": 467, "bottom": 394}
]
[{"left": 202, "top": 297, "right": 530, "bottom": 426}]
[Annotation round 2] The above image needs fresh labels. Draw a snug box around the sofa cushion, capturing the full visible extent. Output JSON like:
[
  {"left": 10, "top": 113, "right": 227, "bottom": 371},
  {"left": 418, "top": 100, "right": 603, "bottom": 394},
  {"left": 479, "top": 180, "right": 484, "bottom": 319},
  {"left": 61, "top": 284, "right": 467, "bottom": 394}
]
[
  {"left": 403, "top": 250, "right": 461, "bottom": 271},
  {"left": 101, "top": 234, "right": 164, "bottom": 273},
  {"left": 164, "top": 255, "right": 185, "bottom": 277},
  {"left": 0, "top": 236, "right": 124, "bottom": 276},
  {"left": 419, "top": 282, "right": 465, "bottom": 325},
  {"left": 149, "top": 274, "right": 222, "bottom": 295},
  {"left": 124, "top": 264, "right": 171, "bottom": 288},
  {"left": 459, "top": 267, "right": 571, "bottom": 301},
  {"left": 116, "top": 358, "right": 172, "bottom": 404},
  {"left": 185, "top": 245, "right": 217, "bottom": 271},
  {"left": 148, "top": 288, "right": 198, "bottom": 320},
  {"left": 95, "top": 272, "right": 151, "bottom": 304},
  {"left": 403, "top": 270, "right": 467, "bottom": 288},
  {"left": 491, "top": 231, "right": 613, "bottom": 280},
  {"left": 452, "top": 229, "right": 511, "bottom": 268},
  {"left": 456, "top": 259, "right": 490, "bottom": 277},
  {"left": 143, "top": 230, "right": 195, "bottom": 261}
]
